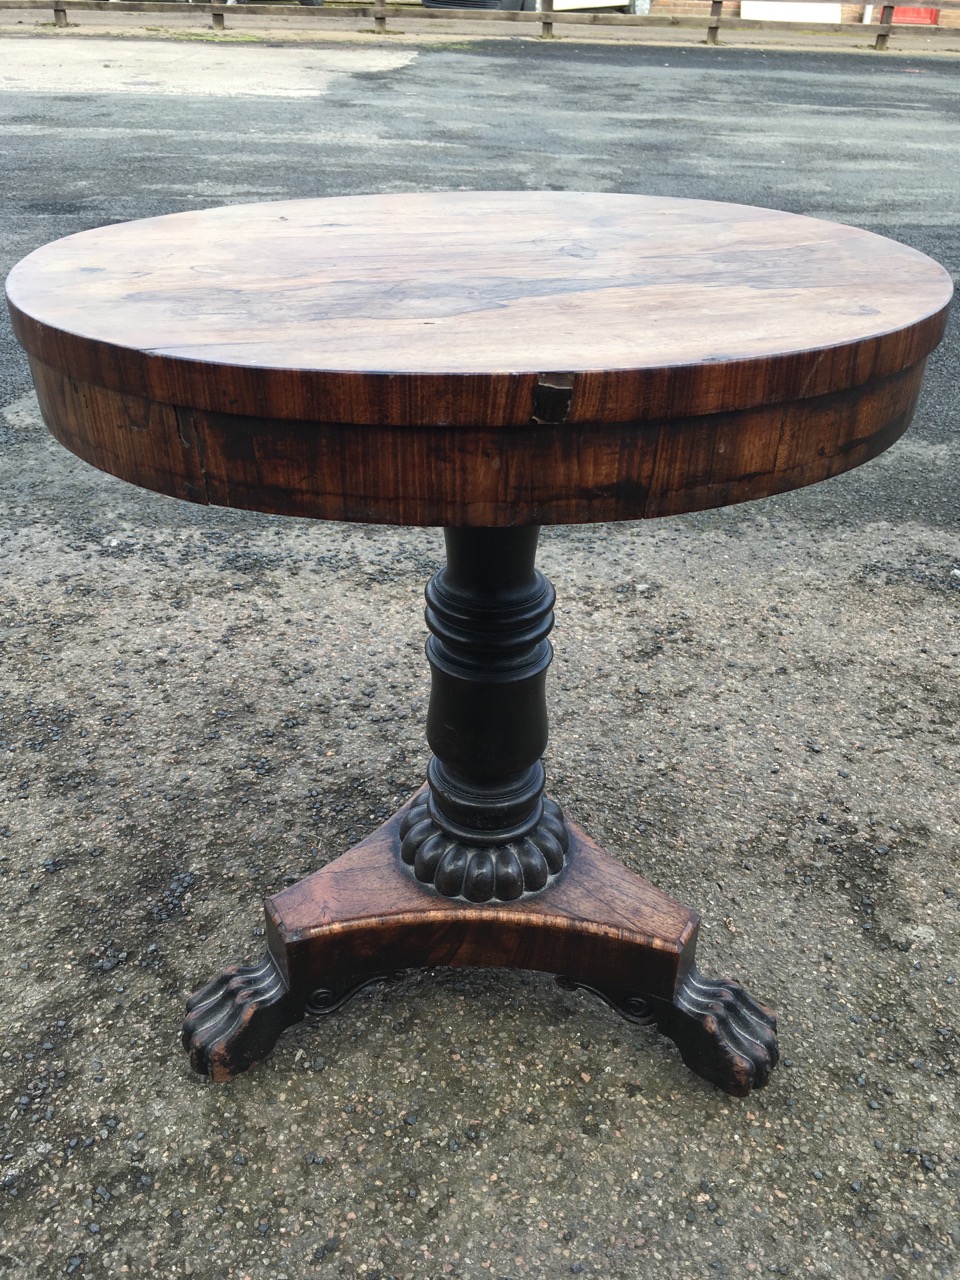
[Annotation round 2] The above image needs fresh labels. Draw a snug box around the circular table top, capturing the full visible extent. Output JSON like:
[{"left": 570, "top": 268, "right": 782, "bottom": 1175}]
[
  {"left": 7, "top": 191, "right": 952, "bottom": 425},
  {"left": 5, "top": 192, "right": 953, "bottom": 525}
]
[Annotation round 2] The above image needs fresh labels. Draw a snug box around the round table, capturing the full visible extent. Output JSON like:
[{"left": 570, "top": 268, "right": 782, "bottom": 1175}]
[{"left": 6, "top": 192, "right": 952, "bottom": 1095}]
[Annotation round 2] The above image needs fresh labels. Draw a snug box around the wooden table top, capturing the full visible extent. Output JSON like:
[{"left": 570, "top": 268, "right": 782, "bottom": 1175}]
[{"left": 6, "top": 192, "right": 952, "bottom": 525}]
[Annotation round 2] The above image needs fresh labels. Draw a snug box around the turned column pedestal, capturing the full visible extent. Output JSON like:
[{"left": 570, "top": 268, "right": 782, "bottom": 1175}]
[{"left": 181, "top": 526, "right": 778, "bottom": 1094}]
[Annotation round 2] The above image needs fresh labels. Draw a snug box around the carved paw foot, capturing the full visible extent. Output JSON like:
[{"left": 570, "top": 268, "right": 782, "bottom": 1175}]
[
  {"left": 398, "top": 794, "right": 569, "bottom": 902},
  {"left": 559, "top": 965, "right": 778, "bottom": 1096},
  {"left": 647, "top": 966, "right": 779, "bottom": 1095},
  {"left": 182, "top": 952, "right": 305, "bottom": 1081}
]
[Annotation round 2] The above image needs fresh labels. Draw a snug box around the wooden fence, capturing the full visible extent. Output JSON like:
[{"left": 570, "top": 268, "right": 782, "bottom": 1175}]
[{"left": 0, "top": 0, "right": 956, "bottom": 48}]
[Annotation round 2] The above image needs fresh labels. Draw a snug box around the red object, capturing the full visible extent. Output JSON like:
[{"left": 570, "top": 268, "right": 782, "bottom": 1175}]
[{"left": 892, "top": 6, "right": 939, "bottom": 21}]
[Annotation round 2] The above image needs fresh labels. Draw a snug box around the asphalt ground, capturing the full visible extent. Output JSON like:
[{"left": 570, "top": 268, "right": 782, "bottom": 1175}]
[{"left": 0, "top": 33, "right": 959, "bottom": 1280}]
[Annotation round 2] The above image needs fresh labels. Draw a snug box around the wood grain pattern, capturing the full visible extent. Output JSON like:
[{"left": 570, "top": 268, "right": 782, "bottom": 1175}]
[
  {"left": 6, "top": 193, "right": 951, "bottom": 525},
  {"left": 28, "top": 354, "right": 929, "bottom": 525},
  {"left": 268, "top": 802, "right": 698, "bottom": 995},
  {"left": 7, "top": 194, "right": 951, "bottom": 408}
]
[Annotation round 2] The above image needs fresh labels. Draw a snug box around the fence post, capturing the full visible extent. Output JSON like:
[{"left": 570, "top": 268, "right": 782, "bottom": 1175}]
[
  {"left": 540, "top": 0, "right": 554, "bottom": 38},
  {"left": 374, "top": 0, "right": 387, "bottom": 33},
  {"left": 53, "top": 2, "right": 67, "bottom": 25},
  {"left": 706, "top": 0, "right": 722, "bottom": 43},
  {"left": 874, "top": 2, "right": 894, "bottom": 47},
  {"left": 211, "top": 4, "right": 225, "bottom": 29}
]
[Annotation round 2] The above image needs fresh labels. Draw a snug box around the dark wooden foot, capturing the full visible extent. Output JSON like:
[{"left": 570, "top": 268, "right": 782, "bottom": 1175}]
[
  {"left": 181, "top": 954, "right": 397, "bottom": 1082},
  {"left": 182, "top": 798, "right": 778, "bottom": 1095},
  {"left": 649, "top": 966, "right": 778, "bottom": 1096},
  {"left": 182, "top": 952, "right": 306, "bottom": 1082},
  {"left": 559, "top": 965, "right": 778, "bottom": 1097}
]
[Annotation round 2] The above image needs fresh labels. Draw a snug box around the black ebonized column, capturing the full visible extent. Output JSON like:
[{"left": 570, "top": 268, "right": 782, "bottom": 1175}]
[{"left": 398, "top": 528, "right": 568, "bottom": 902}]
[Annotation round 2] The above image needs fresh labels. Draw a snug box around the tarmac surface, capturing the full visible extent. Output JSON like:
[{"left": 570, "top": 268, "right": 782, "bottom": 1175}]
[{"left": 1, "top": 29, "right": 959, "bottom": 1280}]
